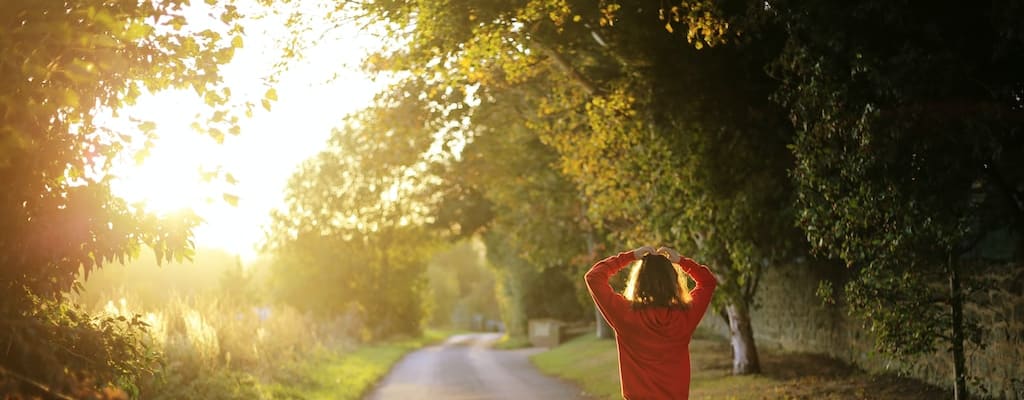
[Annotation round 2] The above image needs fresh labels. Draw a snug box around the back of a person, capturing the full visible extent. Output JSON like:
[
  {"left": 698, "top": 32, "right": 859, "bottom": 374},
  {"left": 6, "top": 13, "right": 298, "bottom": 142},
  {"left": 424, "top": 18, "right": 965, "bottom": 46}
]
[
  {"left": 616, "top": 307, "right": 695, "bottom": 399},
  {"left": 585, "top": 246, "right": 717, "bottom": 400}
]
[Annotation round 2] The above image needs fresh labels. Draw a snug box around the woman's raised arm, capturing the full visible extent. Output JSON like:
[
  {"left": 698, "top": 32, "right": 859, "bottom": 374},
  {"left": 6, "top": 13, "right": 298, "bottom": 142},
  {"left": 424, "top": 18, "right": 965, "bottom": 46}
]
[
  {"left": 657, "top": 246, "right": 718, "bottom": 332},
  {"left": 585, "top": 246, "right": 655, "bottom": 330}
]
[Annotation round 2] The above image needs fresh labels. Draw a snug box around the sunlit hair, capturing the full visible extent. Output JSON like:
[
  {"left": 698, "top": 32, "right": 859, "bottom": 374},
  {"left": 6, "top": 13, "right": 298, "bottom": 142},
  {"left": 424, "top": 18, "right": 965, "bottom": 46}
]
[{"left": 623, "top": 254, "right": 693, "bottom": 310}]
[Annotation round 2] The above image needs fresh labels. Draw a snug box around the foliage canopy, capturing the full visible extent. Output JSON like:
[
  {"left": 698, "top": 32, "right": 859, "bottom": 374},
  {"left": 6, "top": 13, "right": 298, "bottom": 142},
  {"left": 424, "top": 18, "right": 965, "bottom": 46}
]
[{"left": 0, "top": 0, "right": 246, "bottom": 395}]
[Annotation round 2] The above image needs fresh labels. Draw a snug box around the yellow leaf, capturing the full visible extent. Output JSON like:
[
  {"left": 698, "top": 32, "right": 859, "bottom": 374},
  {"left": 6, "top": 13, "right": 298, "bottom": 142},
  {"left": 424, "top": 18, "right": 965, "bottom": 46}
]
[
  {"left": 665, "top": 22, "right": 674, "bottom": 33},
  {"left": 63, "top": 90, "right": 80, "bottom": 108},
  {"left": 265, "top": 87, "right": 278, "bottom": 101},
  {"left": 209, "top": 127, "right": 225, "bottom": 144},
  {"left": 125, "top": 22, "right": 153, "bottom": 41}
]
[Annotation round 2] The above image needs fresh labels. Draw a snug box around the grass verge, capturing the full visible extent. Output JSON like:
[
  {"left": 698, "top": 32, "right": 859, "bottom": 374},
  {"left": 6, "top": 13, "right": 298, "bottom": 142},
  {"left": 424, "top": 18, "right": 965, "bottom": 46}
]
[
  {"left": 530, "top": 334, "right": 621, "bottom": 398},
  {"left": 267, "top": 329, "right": 455, "bottom": 400},
  {"left": 530, "top": 330, "right": 951, "bottom": 400},
  {"left": 492, "top": 334, "right": 533, "bottom": 350}
]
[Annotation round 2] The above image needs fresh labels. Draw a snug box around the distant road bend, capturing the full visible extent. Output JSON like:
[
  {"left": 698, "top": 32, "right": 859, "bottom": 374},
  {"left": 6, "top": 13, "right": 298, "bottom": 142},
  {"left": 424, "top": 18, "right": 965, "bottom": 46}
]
[{"left": 364, "top": 332, "right": 593, "bottom": 400}]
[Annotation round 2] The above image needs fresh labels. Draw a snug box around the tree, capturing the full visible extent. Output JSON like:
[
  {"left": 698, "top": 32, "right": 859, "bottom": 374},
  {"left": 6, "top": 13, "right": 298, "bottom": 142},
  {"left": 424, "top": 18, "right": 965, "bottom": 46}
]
[
  {"left": 529, "top": 5, "right": 800, "bottom": 373},
  {"left": 425, "top": 239, "right": 500, "bottom": 330},
  {"left": 264, "top": 106, "right": 441, "bottom": 339},
  {"left": 350, "top": 0, "right": 800, "bottom": 374},
  {"left": 0, "top": 0, "right": 247, "bottom": 395},
  {"left": 429, "top": 88, "right": 598, "bottom": 339},
  {"left": 771, "top": 1, "right": 1024, "bottom": 397}
]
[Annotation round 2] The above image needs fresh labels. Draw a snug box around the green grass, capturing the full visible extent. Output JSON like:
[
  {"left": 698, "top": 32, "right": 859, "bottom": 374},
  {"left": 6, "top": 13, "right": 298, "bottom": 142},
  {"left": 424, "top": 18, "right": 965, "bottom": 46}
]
[
  {"left": 492, "top": 334, "right": 533, "bottom": 350},
  {"left": 530, "top": 334, "right": 622, "bottom": 398},
  {"left": 530, "top": 330, "right": 950, "bottom": 400},
  {"left": 267, "top": 329, "right": 456, "bottom": 400}
]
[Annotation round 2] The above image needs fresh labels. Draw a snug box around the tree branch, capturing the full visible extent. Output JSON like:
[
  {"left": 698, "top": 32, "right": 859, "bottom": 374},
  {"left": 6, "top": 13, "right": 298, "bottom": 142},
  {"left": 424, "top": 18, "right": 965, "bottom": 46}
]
[
  {"left": 0, "top": 365, "right": 77, "bottom": 400},
  {"left": 745, "top": 263, "right": 763, "bottom": 304},
  {"left": 529, "top": 40, "right": 602, "bottom": 97}
]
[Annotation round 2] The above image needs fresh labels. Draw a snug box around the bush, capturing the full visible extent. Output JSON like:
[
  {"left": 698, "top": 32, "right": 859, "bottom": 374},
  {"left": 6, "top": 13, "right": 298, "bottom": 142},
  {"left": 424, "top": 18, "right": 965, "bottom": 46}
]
[{"left": 0, "top": 289, "right": 157, "bottom": 398}]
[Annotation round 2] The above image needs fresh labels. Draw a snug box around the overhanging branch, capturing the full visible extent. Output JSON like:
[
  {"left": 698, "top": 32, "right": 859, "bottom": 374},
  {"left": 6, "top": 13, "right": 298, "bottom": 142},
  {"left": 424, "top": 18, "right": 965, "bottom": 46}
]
[{"left": 530, "top": 40, "right": 602, "bottom": 97}]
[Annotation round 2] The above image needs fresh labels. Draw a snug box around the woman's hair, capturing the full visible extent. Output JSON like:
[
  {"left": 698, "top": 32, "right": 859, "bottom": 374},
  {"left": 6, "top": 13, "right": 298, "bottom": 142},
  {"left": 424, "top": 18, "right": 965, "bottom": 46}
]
[{"left": 623, "top": 254, "right": 693, "bottom": 310}]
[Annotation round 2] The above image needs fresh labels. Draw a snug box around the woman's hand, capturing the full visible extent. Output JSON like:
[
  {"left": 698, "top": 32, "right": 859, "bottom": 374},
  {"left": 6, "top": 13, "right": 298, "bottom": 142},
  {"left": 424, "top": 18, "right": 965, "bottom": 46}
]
[
  {"left": 656, "top": 246, "right": 682, "bottom": 263},
  {"left": 633, "top": 246, "right": 657, "bottom": 259}
]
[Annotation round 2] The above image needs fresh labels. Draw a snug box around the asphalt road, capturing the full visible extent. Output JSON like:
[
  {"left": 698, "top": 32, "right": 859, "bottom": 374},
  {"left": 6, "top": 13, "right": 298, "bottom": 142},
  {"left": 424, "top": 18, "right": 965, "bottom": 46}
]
[{"left": 363, "top": 332, "right": 594, "bottom": 400}]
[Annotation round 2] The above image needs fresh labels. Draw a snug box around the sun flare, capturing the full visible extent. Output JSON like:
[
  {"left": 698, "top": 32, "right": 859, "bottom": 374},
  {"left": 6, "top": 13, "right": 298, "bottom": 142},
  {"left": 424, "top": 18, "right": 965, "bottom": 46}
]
[
  {"left": 111, "top": 92, "right": 223, "bottom": 216},
  {"left": 105, "top": 3, "right": 385, "bottom": 260}
]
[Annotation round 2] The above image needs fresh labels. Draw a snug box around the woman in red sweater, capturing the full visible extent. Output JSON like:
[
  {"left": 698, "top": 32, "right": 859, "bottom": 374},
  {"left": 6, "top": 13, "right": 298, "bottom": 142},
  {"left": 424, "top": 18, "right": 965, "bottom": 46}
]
[{"left": 585, "top": 245, "right": 717, "bottom": 400}]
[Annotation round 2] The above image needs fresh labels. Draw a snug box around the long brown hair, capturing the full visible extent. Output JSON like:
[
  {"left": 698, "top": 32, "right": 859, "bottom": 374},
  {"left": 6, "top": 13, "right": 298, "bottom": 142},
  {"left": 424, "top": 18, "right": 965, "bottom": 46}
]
[{"left": 623, "top": 254, "right": 693, "bottom": 310}]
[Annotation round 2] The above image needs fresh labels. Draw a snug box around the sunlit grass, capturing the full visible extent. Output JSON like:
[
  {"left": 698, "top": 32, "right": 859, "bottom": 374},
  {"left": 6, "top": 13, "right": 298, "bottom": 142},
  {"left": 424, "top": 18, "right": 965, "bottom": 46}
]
[
  {"left": 94, "top": 292, "right": 357, "bottom": 398},
  {"left": 83, "top": 250, "right": 467, "bottom": 399},
  {"left": 530, "top": 330, "right": 950, "bottom": 400},
  {"left": 266, "top": 329, "right": 458, "bottom": 400},
  {"left": 530, "top": 334, "right": 621, "bottom": 399}
]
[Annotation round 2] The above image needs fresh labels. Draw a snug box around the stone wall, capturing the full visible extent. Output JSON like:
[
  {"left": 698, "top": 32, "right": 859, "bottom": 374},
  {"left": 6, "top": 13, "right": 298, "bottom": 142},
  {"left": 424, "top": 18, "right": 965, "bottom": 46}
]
[{"left": 698, "top": 261, "right": 1024, "bottom": 399}]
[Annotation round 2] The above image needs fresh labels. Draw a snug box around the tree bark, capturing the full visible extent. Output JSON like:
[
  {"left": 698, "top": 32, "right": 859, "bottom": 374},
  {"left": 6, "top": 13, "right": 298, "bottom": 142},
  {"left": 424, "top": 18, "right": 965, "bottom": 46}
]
[
  {"left": 950, "top": 254, "right": 968, "bottom": 400},
  {"left": 581, "top": 203, "right": 614, "bottom": 339},
  {"left": 725, "top": 302, "right": 761, "bottom": 374}
]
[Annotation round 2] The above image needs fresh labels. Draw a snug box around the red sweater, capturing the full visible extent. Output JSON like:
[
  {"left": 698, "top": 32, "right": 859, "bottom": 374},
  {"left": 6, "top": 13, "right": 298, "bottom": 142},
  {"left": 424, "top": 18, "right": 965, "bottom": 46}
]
[{"left": 585, "top": 251, "right": 718, "bottom": 400}]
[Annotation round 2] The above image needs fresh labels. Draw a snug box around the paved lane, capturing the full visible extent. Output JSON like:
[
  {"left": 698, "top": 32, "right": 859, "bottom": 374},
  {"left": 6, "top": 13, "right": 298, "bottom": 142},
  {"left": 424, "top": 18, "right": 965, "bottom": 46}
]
[{"left": 364, "top": 333, "right": 593, "bottom": 400}]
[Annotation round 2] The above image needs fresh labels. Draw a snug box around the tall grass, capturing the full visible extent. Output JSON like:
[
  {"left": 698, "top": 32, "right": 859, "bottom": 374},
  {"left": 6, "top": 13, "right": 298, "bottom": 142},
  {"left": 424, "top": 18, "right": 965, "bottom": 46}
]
[{"left": 94, "top": 292, "right": 360, "bottom": 399}]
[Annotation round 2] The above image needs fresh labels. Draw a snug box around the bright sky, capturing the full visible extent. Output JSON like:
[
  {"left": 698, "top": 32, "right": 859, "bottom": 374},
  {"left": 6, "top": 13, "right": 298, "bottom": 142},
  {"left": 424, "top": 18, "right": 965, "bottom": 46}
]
[{"left": 108, "top": 2, "right": 385, "bottom": 261}]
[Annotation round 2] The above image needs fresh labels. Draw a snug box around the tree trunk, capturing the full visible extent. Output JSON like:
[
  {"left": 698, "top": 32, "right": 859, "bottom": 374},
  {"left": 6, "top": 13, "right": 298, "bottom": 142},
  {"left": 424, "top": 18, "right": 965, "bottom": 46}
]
[
  {"left": 725, "top": 302, "right": 761, "bottom": 374},
  {"left": 949, "top": 255, "right": 968, "bottom": 400},
  {"left": 582, "top": 208, "right": 614, "bottom": 339},
  {"left": 595, "top": 306, "right": 614, "bottom": 339}
]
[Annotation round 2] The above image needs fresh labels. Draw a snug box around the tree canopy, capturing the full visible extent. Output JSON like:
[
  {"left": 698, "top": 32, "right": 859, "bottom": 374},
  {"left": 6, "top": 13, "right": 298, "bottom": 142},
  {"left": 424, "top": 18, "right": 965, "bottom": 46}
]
[
  {"left": 770, "top": 1, "right": 1024, "bottom": 396},
  {"left": 338, "top": 0, "right": 804, "bottom": 373},
  {"left": 324, "top": 0, "right": 1023, "bottom": 388},
  {"left": 5, "top": 0, "right": 1019, "bottom": 396},
  {"left": 263, "top": 106, "right": 443, "bottom": 338},
  {"left": 0, "top": 0, "right": 247, "bottom": 395}
]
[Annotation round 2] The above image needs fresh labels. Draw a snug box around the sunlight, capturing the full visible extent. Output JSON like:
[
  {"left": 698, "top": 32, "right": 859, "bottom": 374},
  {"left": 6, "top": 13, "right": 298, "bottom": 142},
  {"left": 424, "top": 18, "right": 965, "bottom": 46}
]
[
  {"left": 105, "top": 1, "right": 386, "bottom": 260},
  {"left": 111, "top": 91, "right": 219, "bottom": 215}
]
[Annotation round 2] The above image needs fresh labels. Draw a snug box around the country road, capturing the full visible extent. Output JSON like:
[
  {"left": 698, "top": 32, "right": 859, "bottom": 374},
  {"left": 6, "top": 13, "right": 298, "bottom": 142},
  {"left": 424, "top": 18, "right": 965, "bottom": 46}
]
[{"left": 363, "top": 332, "right": 594, "bottom": 400}]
